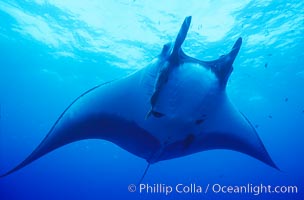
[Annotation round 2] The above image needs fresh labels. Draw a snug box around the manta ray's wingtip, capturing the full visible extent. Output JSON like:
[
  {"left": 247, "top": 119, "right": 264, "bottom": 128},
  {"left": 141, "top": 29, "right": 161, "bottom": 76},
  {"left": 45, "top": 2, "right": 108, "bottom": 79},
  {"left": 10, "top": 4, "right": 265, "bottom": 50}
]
[
  {"left": 0, "top": 147, "right": 45, "bottom": 178},
  {"left": 260, "top": 154, "right": 280, "bottom": 171},
  {"left": 0, "top": 165, "right": 20, "bottom": 178},
  {"left": 0, "top": 172, "right": 8, "bottom": 178},
  {"left": 267, "top": 158, "right": 281, "bottom": 171},
  {"left": 0, "top": 170, "right": 17, "bottom": 178}
]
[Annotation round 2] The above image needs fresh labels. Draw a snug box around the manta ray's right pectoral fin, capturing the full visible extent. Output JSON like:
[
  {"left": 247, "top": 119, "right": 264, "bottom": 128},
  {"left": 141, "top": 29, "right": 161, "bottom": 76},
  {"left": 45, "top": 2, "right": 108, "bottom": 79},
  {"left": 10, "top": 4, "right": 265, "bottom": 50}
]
[{"left": 197, "top": 96, "right": 279, "bottom": 170}]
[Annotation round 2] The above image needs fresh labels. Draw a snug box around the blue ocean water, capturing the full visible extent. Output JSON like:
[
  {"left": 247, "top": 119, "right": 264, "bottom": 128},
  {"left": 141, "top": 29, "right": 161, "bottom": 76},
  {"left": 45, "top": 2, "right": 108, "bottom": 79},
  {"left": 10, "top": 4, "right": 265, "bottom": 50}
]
[{"left": 0, "top": 0, "right": 303, "bottom": 199}]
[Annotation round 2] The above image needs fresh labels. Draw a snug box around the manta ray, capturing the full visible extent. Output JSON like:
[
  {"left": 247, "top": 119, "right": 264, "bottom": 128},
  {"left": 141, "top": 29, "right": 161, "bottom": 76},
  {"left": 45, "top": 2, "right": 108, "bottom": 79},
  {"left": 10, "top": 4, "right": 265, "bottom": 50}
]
[{"left": 0, "top": 16, "right": 278, "bottom": 179}]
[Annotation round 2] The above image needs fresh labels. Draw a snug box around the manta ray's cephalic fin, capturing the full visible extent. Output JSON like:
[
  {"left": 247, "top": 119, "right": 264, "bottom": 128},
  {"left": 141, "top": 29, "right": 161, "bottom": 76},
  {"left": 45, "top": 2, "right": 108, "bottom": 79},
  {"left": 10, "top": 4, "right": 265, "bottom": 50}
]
[
  {"left": 170, "top": 16, "right": 192, "bottom": 64},
  {"left": 177, "top": 37, "right": 243, "bottom": 88},
  {"left": 146, "top": 16, "right": 192, "bottom": 119},
  {"left": 204, "top": 37, "right": 242, "bottom": 87}
]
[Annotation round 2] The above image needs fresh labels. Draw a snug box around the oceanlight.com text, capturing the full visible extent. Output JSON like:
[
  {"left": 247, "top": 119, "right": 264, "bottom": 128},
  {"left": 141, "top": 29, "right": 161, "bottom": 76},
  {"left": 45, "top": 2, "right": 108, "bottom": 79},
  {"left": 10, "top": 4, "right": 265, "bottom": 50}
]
[
  {"left": 211, "top": 183, "right": 298, "bottom": 196},
  {"left": 128, "top": 183, "right": 298, "bottom": 196}
]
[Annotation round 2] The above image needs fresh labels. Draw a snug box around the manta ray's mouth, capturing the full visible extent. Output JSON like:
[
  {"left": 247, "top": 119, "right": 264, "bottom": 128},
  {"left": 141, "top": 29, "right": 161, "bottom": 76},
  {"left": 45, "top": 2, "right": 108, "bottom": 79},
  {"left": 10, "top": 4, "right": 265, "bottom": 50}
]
[{"left": 147, "top": 16, "right": 242, "bottom": 119}]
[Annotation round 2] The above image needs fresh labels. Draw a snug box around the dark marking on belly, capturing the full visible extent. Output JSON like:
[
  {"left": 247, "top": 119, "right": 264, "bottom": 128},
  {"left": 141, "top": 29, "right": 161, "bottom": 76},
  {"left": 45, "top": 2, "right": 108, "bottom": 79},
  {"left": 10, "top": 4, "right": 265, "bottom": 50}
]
[
  {"left": 152, "top": 111, "right": 165, "bottom": 118},
  {"left": 184, "top": 134, "right": 195, "bottom": 149},
  {"left": 195, "top": 119, "right": 205, "bottom": 124}
]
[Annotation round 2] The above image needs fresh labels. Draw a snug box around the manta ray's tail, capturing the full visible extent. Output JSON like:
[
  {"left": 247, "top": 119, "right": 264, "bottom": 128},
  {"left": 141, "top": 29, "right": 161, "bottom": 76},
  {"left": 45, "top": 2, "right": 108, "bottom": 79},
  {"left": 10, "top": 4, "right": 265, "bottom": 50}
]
[{"left": 138, "top": 163, "right": 151, "bottom": 185}]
